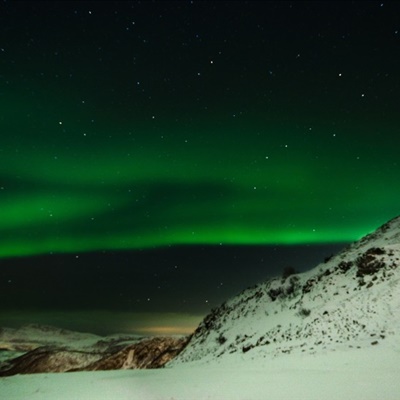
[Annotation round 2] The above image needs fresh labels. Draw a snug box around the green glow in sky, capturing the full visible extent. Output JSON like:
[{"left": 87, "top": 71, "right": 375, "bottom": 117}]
[
  {"left": 1, "top": 104, "right": 398, "bottom": 258},
  {"left": 1, "top": 1, "right": 399, "bottom": 258}
]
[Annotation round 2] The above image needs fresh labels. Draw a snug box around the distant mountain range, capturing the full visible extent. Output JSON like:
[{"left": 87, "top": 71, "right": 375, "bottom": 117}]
[{"left": 0, "top": 324, "right": 187, "bottom": 375}]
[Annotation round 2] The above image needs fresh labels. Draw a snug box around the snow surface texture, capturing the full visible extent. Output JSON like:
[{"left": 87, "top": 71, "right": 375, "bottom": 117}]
[{"left": 1, "top": 216, "right": 400, "bottom": 399}]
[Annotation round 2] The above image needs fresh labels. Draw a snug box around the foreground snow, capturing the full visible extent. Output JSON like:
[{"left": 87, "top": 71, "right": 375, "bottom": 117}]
[{"left": 1, "top": 341, "right": 399, "bottom": 400}]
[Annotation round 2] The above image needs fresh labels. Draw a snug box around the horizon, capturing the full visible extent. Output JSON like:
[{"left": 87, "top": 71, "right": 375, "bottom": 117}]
[{"left": 0, "top": 243, "right": 347, "bottom": 335}]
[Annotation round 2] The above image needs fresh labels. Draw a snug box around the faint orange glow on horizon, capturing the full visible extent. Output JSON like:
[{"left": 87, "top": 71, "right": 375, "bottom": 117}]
[{"left": 135, "top": 325, "right": 196, "bottom": 336}]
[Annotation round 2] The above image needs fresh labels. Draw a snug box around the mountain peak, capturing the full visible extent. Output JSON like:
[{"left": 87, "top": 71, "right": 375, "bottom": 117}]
[{"left": 348, "top": 215, "right": 400, "bottom": 251}]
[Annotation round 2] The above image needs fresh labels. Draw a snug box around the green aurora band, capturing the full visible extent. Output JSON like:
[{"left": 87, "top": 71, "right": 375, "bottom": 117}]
[
  {"left": 3, "top": 0, "right": 400, "bottom": 263},
  {"left": 1, "top": 86, "right": 399, "bottom": 259}
]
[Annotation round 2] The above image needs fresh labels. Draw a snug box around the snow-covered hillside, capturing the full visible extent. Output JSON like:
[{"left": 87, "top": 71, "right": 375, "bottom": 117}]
[{"left": 170, "top": 216, "right": 400, "bottom": 365}]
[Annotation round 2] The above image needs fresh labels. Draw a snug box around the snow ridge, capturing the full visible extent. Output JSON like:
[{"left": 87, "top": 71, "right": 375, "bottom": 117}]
[{"left": 170, "top": 216, "right": 400, "bottom": 365}]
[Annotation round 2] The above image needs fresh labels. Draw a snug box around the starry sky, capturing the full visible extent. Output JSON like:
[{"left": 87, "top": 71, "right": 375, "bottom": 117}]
[{"left": 1, "top": 1, "right": 399, "bottom": 335}]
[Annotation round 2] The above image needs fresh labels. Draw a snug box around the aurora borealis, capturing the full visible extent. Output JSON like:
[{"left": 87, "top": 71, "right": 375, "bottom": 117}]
[{"left": 1, "top": 1, "right": 400, "bottom": 334}]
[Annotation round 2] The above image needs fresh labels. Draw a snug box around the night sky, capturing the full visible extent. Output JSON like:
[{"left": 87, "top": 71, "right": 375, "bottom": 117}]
[{"left": 1, "top": 1, "right": 399, "bottom": 335}]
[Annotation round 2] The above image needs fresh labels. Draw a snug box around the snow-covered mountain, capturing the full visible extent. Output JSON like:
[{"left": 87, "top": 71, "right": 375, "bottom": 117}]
[
  {"left": 0, "top": 324, "right": 103, "bottom": 364},
  {"left": 0, "top": 323, "right": 102, "bottom": 348},
  {"left": 170, "top": 216, "right": 400, "bottom": 365}
]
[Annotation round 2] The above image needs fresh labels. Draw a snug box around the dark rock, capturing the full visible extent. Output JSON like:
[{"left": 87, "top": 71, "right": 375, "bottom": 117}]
[
  {"left": 338, "top": 261, "right": 353, "bottom": 273},
  {"left": 242, "top": 344, "right": 254, "bottom": 353},
  {"left": 356, "top": 250, "right": 386, "bottom": 277}
]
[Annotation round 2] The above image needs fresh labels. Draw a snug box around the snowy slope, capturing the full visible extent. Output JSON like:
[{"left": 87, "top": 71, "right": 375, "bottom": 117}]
[{"left": 170, "top": 216, "right": 400, "bottom": 365}]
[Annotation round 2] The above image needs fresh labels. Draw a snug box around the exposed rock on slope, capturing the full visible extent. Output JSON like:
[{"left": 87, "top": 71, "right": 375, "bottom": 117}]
[
  {"left": 170, "top": 216, "right": 400, "bottom": 365},
  {"left": 76, "top": 336, "right": 188, "bottom": 371}
]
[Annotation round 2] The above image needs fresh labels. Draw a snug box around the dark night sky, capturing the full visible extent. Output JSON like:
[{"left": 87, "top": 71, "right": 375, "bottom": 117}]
[{"left": 0, "top": 1, "right": 399, "bottom": 334}]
